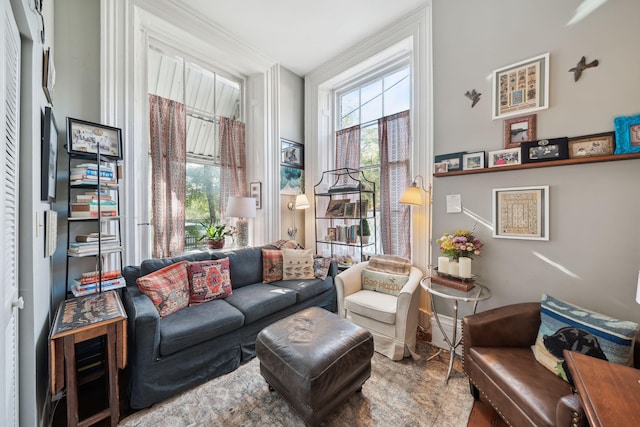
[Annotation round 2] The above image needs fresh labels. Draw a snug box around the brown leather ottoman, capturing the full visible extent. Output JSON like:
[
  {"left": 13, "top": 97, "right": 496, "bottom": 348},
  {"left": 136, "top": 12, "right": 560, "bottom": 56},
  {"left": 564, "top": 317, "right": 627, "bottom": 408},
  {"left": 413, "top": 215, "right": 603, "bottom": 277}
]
[{"left": 256, "top": 306, "right": 374, "bottom": 426}]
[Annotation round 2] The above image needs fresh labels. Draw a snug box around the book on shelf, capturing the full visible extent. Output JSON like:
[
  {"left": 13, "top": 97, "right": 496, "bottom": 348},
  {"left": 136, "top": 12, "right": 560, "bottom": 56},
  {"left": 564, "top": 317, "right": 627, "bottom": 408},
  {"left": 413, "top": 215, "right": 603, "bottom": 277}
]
[
  {"left": 71, "top": 276, "right": 126, "bottom": 297},
  {"left": 70, "top": 201, "right": 117, "bottom": 211},
  {"left": 80, "top": 269, "right": 121, "bottom": 283},
  {"left": 75, "top": 232, "right": 117, "bottom": 242},
  {"left": 67, "top": 243, "right": 122, "bottom": 255},
  {"left": 69, "top": 210, "right": 118, "bottom": 218},
  {"left": 75, "top": 193, "right": 113, "bottom": 202}
]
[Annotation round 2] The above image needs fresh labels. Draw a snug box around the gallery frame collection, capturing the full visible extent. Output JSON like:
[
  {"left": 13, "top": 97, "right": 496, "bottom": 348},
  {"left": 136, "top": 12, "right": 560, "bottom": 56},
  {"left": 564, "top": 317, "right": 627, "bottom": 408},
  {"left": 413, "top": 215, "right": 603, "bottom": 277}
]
[
  {"left": 66, "top": 117, "right": 123, "bottom": 160},
  {"left": 493, "top": 185, "right": 549, "bottom": 241}
]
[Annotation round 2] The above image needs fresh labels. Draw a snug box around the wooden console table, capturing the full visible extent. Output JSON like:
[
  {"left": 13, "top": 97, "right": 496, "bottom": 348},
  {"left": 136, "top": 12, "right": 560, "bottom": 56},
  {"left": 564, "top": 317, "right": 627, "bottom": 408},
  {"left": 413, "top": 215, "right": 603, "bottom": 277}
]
[
  {"left": 50, "top": 291, "right": 127, "bottom": 427},
  {"left": 564, "top": 350, "right": 640, "bottom": 427}
]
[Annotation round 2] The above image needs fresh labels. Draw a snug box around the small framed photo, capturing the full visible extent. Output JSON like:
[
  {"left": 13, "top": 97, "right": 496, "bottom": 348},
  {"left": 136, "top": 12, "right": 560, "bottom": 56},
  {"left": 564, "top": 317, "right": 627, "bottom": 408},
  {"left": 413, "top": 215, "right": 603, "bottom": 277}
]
[
  {"left": 521, "top": 138, "right": 569, "bottom": 163},
  {"left": 327, "top": 228, "right": 336, "bottom": 241},
  {"left": 281, "top": 138, "right": 304, "bottom": 168},
  {"left": 357, "top": 199, "right": 369, "bottom": 217},
  {"left": 613, "top": 114, "right": 640, "bottom": 154},
  {"left": 493, "top": 185, "right": 549, "bottom": 240},
  {"left": 434, "top": 162, "right": 449, "bottom": 174},
  {"left": 249, "top": 182, "right": 262, "bottom": 209},
  {"left": 492, "top": 53, "right": 550, "bottom": 120},
  {"left": 503, "top": 114, "right": 536, "bottom": 149},
  {"left": 344, "top": 202, "right": 356, "bottom": 218},
  {"left": 462, "top": 152, "right": 485, "bottom": 170},
  {"left": 41, "top": 107, "right": 58, "bottom": 201},
  {"left": 568, "top": 132, "right": 615, "bottom": 158},
  {"left": 488, "top": 148, "right": 521, "bottom": 167},
  {"left": 325, "top": 199, "right": 349, "bottom": 217},
  {"left": 434, "top": 152, "right": 466, "bottom": 172},
  {"left": 66, "top": 117, "right": 122, "bottom": 160}
]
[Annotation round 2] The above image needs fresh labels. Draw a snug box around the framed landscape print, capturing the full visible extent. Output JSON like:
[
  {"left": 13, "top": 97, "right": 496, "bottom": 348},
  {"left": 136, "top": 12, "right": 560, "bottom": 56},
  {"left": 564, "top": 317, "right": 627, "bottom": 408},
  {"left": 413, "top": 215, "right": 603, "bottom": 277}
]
[
  {"left": 503, "top": 114, "right": 537, "bottom": 148},
  {"left": 493, "top": 185, "right": 549, "bottom": 240},
  {"left": 462, "top": 152, "right": 485, "bottom": 170},
  {"left": 568, "top": 132, "right": 615, "bottom": 158},
  {"left": 492, "top": 53, "right": 549, "bottom": 120},
  {"left": 67, "top": 117, "right": 122, "bottom": 159}
]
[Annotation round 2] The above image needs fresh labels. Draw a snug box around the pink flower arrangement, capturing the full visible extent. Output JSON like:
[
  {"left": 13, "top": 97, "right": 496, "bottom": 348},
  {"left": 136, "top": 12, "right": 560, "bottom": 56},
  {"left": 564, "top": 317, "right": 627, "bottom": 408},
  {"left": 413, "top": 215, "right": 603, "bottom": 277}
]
[{"left": 437, "top": 229, "right": 483, "bottom": 260}]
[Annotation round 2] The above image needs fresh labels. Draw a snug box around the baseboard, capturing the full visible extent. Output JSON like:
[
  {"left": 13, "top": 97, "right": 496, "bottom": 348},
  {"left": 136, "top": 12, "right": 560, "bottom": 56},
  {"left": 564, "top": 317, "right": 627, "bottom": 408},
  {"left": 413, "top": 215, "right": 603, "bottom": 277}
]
[{"left": 430, "top": 314, "right": 462, "bottom": 355}]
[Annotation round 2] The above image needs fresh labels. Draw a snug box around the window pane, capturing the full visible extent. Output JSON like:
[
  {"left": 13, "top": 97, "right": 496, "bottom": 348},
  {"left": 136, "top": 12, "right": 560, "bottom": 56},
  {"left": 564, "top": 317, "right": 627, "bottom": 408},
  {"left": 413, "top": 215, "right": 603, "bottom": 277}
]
[
  {"left": 340, "top": 89, "right": 360, "bottom": 129},
  {"left": 216, "top": 75, "right": 241, "bottom": 120},
  {"left": 384, "top": 67, "right": 410, "bottom": 116},
  {"left": 148, "top": 47, "right": 184, "bottom": 103},
  {"left": 360, "top": 80, "right": 382, "bottom": 124},
  {"left": 185, "top": 63, "right": 214, "bottom": 114},
  {"left": 185, "top": 162, "right": 220, "bottom": 249},
  {"left": 360, "top": 123, "right": 379, "bottom": 167},
  {"left": 185, "top": 115, "right": 218, "bottom": 158}
]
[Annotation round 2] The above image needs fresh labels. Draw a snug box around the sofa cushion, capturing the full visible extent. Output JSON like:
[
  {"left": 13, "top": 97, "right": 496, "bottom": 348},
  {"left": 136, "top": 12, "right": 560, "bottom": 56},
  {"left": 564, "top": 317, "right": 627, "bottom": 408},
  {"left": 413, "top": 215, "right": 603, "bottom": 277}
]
[
  {"left": 313, "top": 256, "right": 332, "bottom": 280},
  {"left": 532, "top": 293, "right": 639, "bottom": 382},
  {"left": 361, "top": 269, "right": 409, "bottom": 296},
  {"left": 366, "top": 255, "right": 411, "bottom": 276},
  {"left": 187, "top": 258, "right": 232, "bottom": 305},
  {"left": 159, "top": 299, "right": 245, "bottom": 356},
  {"left": 266, "top": 239, "right": 304, "bottom": 250},
  {"left": 470, "top": 347, "right": 571, "bottom": 427},
  {"left": 262, "top": 249, "right": 283, "bottom": 283},
  {"left": 344, "top": 290, "right": 397, "bottom": 324},
  {"left": 271, "top": 276, "right": 334, "bottom": 303},
  {"left": 140, "top": 252, "right": 211, "bottom": 276},
  {"left": 211, "top": 246, "right": 263, "bottom": 288},
  {"left": 224, "top": 283, "right": 297, "bottom": 324},
  {"left": 136, "top": 261, "right": 190, "bottom": 318},
  {"left": 282, "top": 248, "right": 315, "bottom": 280}
]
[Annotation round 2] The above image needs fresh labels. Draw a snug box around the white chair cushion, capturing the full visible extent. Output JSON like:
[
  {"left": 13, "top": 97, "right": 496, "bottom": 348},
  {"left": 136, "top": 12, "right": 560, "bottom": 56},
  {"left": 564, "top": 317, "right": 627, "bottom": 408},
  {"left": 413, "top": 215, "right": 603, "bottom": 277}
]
[{"left": 344, "top": 290, "right": 397, "bottom": 325}]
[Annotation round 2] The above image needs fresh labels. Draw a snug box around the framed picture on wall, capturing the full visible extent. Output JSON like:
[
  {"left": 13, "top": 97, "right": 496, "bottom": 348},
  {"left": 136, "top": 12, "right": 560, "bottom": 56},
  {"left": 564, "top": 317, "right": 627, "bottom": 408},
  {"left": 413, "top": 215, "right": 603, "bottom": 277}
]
[
  {"left": 613, "top": 114, "right": 640, "bottom": 154},
  {"left": 503, "top": 114, "right": 537, "bottom": 148},
  {"left": 488, "top": 148, "right": 521, "bottom": 167},
  {"left": 281, "top": 138, "right": 304, "bottom": 168},
  {"left": 250, "top": 182, "right": 262, "bottom": 209},
  {"left": 493, "top": 185, "right": 549, "bottom": 240},
  {"left": 462, "top": 152, "right": 485, "bottom": 170},
  {"left": 434, "top": 152, "right": 466, "bottom": 172},
  {"left": 280, "top": 166, "right": 304, "bottom": 195},
  {"left": 41, "top": 106, "right": 58, "bottom": 201},
  {"left": 568, "top": 132, "right": 615, "bottom": 158},
  {"left": 521, "top": 138, "right": 569, "bottom": 163},
  {"left": 66, "top": 117, "right": 122, "bottom": 160}
]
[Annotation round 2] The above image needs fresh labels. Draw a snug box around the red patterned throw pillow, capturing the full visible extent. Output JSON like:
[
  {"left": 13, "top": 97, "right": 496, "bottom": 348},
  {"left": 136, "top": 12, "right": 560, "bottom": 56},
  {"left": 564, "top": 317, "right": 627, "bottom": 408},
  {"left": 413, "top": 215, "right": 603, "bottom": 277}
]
[
  {"left": 136, "top": 261, "right": 190, "bottom": 318},
  {"left": 187, "top": 258, "right": 232, "bottom": 305},
  {"left": 262, "top": 249, "right": 283, "bottom": 283}
]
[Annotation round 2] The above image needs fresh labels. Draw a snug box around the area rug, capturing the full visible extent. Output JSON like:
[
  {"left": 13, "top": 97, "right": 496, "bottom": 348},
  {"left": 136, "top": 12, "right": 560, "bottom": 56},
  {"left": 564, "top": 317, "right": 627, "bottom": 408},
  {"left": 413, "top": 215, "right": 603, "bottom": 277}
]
[{"left": 119, "top": 341, "right": 473, "bottom": 426}]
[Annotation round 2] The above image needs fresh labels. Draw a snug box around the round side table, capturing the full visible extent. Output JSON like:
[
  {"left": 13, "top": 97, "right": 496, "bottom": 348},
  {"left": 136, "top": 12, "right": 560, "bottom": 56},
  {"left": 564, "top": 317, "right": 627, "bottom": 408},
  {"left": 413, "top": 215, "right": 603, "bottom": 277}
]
[{"left": 420, "top": 276, "right": 491, "bottom": 383}]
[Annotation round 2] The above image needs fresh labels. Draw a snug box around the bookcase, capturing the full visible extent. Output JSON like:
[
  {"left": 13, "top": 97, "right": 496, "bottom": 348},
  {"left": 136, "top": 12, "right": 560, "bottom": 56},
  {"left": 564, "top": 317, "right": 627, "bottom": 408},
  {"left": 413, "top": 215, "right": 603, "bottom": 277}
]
[
  {"left": 314, "top": 168, "right": 377, "bottom": 269},
  {"left": 65, "top": 144, "right": 124, "bottom": 297}
]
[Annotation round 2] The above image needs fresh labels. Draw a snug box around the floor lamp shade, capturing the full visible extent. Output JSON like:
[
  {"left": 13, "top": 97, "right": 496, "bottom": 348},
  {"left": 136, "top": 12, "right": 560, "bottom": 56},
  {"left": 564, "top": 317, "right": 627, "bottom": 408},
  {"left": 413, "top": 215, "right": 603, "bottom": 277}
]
[{"left": 226, "top": 197, "right": 256, "bottom": 247}]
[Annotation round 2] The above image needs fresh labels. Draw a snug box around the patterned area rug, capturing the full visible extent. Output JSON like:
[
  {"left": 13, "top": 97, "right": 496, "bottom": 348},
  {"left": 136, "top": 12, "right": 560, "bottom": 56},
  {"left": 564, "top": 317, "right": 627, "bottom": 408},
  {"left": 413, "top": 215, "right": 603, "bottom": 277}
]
[{"left": 119, "top": 341, "right": 473, "bottom": 427}]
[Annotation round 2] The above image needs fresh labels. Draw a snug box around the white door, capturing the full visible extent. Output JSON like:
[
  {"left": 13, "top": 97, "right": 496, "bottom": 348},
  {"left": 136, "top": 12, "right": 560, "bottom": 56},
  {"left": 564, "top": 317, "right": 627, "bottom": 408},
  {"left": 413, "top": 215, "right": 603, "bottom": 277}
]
[{"left": 1, "top": 2, "right": 21, "bottom": 427}]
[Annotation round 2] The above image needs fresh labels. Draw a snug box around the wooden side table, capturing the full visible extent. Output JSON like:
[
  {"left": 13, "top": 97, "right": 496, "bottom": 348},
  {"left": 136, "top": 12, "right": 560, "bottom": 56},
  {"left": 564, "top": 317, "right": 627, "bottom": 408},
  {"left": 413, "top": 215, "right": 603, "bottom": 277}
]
[{"left": 50, "top": 291, "right": 127, "bottom": 427}]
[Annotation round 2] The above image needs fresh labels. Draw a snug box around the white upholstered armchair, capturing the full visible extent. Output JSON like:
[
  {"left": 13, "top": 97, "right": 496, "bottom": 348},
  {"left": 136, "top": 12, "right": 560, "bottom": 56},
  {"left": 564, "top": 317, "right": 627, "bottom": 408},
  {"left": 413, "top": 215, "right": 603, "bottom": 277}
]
[{"left": 334, "top": 261, "right": 423, "bottom": 361}]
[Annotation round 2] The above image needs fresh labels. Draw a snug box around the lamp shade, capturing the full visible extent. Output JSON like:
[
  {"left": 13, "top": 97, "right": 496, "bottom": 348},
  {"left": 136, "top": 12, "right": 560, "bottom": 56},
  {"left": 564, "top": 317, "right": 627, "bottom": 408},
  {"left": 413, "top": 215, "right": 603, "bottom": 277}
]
[
  {"left": 399, "top": 185, "right": 423, "bottom": 206},
  {"left": 226, "top": 196, "right": 256, "bottom": 218},
  {"left": 295, "top": 194, "right": 310, "bottom": 210}
]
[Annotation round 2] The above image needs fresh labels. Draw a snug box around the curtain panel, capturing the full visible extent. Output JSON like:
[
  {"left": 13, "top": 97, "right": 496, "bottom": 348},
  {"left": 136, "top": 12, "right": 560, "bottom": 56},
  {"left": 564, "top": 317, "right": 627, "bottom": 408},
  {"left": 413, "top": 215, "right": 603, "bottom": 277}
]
[
  {"left": 379, "top": 110, "right": 411, "bottom": 259},
  {"left": 149, "top": 94, "right": 187, "bottom": 258},
  {"left": 219, "top": 117, "right": 247, "bottom": 218},
  {"left": 335, "top": 125, "right": 361, "bottom": 183}
]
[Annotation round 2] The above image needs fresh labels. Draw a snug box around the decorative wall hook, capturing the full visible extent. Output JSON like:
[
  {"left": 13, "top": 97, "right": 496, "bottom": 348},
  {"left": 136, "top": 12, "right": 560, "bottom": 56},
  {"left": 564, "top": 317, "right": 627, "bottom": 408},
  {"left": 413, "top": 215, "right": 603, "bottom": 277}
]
[
  {"left": 464, "top": 90, "right": 481, "bottom": 108},
  {"left": 569, "top": 56, "right": 599, "bottom": 81}
]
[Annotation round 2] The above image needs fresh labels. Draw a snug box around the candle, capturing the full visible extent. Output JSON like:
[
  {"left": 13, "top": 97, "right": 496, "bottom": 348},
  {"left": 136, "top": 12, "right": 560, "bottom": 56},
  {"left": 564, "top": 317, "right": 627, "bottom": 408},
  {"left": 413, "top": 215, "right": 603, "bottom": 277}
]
[
  {"left": 459, "top": 257, "right": 472, "bottom": 278},
  {"left": 449, "top": 261, "right": 459, "bottom": 277},
  {"left": 438, "top": 257, "right": 449, "bottom": 274}
]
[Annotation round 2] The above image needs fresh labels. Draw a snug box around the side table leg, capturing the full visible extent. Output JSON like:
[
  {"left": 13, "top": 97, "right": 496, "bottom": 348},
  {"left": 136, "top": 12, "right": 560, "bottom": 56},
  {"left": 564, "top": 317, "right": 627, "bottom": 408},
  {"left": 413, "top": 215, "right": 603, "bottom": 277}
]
[
  {"left": 63, "top": 336, "right": 79, "bottom": 427},
  {"left": 106, "top": 324, "right": 120, "bottom": 427},
  {"left": 444, "top": 300, "right": 460, "bottom": 384}
]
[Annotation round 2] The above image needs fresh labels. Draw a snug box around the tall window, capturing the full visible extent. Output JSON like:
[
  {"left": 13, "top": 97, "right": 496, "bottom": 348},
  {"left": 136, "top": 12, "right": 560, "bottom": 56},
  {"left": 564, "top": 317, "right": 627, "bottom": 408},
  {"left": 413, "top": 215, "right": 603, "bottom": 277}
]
[{"left": 147, "top": 45, "right": 243, "bottom": 250}]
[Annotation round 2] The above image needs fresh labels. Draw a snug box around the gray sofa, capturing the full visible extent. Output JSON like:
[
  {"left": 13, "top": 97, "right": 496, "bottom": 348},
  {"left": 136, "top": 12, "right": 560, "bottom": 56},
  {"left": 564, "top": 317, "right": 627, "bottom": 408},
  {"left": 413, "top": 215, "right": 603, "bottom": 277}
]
[{"left": 121, "top": 245, "right": 337, "bottom": 409}]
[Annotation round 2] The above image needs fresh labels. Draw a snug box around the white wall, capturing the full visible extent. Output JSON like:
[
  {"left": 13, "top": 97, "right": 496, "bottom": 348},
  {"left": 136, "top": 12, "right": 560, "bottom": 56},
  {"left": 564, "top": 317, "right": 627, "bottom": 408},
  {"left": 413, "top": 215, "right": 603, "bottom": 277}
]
[{"left": 431, "top": 0, "right": 640, "bottom": 322}]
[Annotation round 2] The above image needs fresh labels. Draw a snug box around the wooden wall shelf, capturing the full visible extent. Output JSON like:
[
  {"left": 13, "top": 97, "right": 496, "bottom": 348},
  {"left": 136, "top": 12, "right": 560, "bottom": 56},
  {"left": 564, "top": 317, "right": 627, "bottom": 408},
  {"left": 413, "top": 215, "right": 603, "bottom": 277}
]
[{"left": 433, "top": 152, "right": 640, "bottom": 177}]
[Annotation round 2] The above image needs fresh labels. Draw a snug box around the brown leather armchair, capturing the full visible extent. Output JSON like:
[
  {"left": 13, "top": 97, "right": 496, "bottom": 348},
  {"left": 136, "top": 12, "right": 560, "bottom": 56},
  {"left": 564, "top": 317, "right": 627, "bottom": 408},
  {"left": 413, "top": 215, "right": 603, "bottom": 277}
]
[{"left": 462, "top": 302, "right": 640, "bottom": 427}]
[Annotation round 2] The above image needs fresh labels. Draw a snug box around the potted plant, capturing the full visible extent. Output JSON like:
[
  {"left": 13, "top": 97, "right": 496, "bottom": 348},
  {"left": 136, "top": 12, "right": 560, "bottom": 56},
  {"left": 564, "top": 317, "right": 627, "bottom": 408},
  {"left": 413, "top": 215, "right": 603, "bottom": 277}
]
[
  {"left": 360, "top": 218, "right": 371, "bottom": 244},
  {"left": 199, "top": 222, "right": 236, "bottom": 250}
]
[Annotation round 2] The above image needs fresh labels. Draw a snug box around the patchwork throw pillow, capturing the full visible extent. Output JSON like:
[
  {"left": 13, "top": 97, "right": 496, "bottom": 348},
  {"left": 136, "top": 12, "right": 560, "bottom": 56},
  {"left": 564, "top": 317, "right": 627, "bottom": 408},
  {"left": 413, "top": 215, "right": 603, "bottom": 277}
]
[
  {"left": 282, "top": 248, "right": 315, "bottom": 280},
  {"left": 187, "top": 258, "right": 232, "bottom": 305},
  {"left": 262, "top": 249, "right": 283, "bottom": 283},
  {"left": 361, "top": 269, "right": 410, "bottom": 296},
  {"left": 367, "top": 255, "right": 411, "bottom": 276},
  {"left": 532, "top": 293, "right": 639, "bottom": 382},
  {"left": 267, "top": 239, "right": 304, "bottom": 250},
  {"left": 313, "top": 256, "right": 331, "bottom": 280},
  {"left": 136, "top": 261, "right": 190, "bottom": 318}
]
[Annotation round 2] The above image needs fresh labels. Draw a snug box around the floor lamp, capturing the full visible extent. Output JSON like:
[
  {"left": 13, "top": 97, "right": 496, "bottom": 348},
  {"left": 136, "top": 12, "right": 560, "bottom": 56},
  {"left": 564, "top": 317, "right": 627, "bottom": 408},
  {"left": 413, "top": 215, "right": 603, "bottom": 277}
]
[
  {"left": 226, "top": 196, "right": 257, "bottom": 247},
  {"left": 287, "top": 194, "right": 310, "bottom": 239}
]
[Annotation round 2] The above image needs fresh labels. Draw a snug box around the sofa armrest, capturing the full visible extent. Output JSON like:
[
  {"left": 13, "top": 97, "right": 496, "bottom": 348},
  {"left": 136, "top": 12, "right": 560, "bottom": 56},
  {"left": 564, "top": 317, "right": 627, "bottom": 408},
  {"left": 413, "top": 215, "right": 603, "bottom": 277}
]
[
  {"left": 122, "top": 286, "right": 162, "bottom": 365},
  {"left": 556, "top": 394, "right": 588, "bottom": 427},
  {"left": 334, "top": 262, "right": 369, "bottom": 318},
  {"left": 462, "top": 302, "right": 541, "bottom": 366}
]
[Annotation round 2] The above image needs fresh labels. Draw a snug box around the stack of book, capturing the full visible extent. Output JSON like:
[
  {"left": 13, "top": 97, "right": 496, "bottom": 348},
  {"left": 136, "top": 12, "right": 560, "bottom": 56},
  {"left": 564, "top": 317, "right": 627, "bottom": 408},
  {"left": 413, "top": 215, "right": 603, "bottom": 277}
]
[
  {"left": 70, "top": 191, "right": 118, "bottom": 218},
  {"left": 334, "top": 224, "right": 360, "bottom": 244},
  {"left": 70, "top": 163, "right": 117, "bottom": 186},
  {"left": 71, "top": 269, "right": 126, "bottom": 296},
  {"left": 67, "top": 238, "right": 122, "bottom": 256}
]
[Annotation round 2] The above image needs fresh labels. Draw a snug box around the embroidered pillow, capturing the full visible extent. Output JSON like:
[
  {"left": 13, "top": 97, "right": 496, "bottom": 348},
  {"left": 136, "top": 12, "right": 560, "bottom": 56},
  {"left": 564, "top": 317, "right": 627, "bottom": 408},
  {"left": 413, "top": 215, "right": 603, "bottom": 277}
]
[
  {"left": 313, "top": 256, "right": 332, "bottom": 280},
  {"left": 136, "top": 261, "right": 190, "bottom": 318},
  {"left": 282, "top": 248, "right": 315, "bottom": 280},
  {"left": 187, "top": 258, "right": 232, "bottom": 305},
  {"left": 532, "top": 293, "right": 639, "bottom": 383},
  {"left": 361, "top": 269, "right": 410, "bottom": 296},
  {"left": 367, "top": 255, "right": 411, "bottom": 276},
  {"left": 262, "top": 249, "right": 283, "bottom": 283}
]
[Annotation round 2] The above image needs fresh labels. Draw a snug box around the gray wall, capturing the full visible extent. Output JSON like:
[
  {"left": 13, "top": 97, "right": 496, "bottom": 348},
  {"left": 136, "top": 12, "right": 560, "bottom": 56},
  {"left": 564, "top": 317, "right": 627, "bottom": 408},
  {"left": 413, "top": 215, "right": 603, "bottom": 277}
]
[{"left": 432, "top": 0, "right": 640, "bottom": 321}]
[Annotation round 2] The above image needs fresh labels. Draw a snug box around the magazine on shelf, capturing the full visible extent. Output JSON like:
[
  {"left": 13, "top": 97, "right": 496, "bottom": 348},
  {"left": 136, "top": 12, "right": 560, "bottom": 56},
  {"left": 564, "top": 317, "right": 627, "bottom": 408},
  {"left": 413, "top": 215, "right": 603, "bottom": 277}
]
[{"left": 75, "top": 232, "right": 117, "bottom": 242}]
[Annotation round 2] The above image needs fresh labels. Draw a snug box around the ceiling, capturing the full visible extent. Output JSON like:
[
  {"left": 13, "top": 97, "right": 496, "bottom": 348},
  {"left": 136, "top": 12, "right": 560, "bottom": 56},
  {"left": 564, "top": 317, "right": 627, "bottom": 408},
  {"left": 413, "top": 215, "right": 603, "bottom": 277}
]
[{"left": 179, "top": 0, "right": 428, "bottom": 76}]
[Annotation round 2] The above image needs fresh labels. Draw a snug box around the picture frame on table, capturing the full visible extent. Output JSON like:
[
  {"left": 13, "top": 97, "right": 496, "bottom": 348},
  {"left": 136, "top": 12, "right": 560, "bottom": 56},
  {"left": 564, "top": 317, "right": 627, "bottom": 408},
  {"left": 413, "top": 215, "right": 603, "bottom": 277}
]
[
  {"left": 66, "top": 117, "right": 122, "bottom": 160},
  {"left": 568, "top": 132, "right": 615, "bottom": 158},
  {"left": 493, "top": 185, "right": 549, "bottom": 241},
  {"left": 344, "top": 202, "right": 356, "bottom": 218},
  {"left": 521, "top": 137, "right": 569, "bottom": 163},
  {"left": 492, "top": 53, "right": 549, "bottom": 120},
  {"left": 434, "top": 152, "right": 466, "bottom": 172},
  {"left": 613, "top": 114, "right": 640, "bottom": 154},
  {"left": 434, "top": 162, "right": 449, "bottom": 174},
  {"left": 41, "top": 106, "right": 58, "bottom": 201},
  {"left": 325, "top": 199, "right": 349, "bottom": 218},
  {"left": 327, "top": 228, "right": 336, "bottom": 241},
  {"left": 462, "top": 152, "right": 485, "bottom": 170},
  {"left": 281, "top": 138, "right": 304, "bottom": 168},
  {"left": 357, "top": 199, "right": 369, "bottom": 217},
  {"left": 503, "top": 114, "right": 537, "bottom": 148},
  {"left": 249, "top": 182, "right": 262, "bottom": 209},
  {"left": 488, "top": 148, "right": 521, "bottom": 167}
]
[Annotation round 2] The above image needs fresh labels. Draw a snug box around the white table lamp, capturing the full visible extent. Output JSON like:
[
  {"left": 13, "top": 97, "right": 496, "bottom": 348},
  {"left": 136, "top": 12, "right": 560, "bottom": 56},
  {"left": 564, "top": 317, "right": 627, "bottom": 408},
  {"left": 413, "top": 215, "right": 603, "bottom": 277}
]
[{"left": 226, "top": 196, "right": 256, "bottom": 247}]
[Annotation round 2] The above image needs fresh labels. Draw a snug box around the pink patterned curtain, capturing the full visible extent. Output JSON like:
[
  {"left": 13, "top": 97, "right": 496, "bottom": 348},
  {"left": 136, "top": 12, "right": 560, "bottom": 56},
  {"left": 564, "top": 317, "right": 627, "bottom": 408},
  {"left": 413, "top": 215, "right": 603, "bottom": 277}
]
[
  {"left": 149, "top": 94, "right": 186, "bottom": 258},
  {"left": 335, "top": 125, "right": 361, "bottom": 186},
  {"left": 378, "top": 110, "right": 411, "bottom": 258},
  {"left": 219, "top": 117, "right": 247, "bottom": 218}
]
